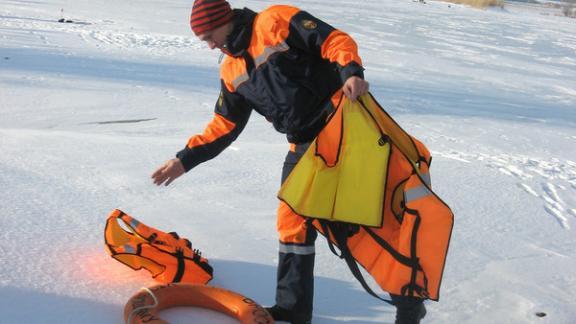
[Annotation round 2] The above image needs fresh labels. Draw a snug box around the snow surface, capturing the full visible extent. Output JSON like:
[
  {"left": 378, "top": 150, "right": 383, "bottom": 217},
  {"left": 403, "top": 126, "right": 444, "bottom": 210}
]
[{"left": 1, "top": 0, "right": 575, "bottom": 323}]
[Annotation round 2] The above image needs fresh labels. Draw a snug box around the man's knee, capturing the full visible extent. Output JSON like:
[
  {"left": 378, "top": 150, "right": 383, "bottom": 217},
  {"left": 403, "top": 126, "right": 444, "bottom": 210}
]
[{"left": 277, "top": 201, "right": 316, "bottom": 244}]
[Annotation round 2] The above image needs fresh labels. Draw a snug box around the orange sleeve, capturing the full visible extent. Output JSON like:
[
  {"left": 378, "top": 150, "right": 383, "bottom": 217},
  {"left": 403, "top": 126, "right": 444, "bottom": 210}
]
[
  {"left": 176, "top": 82, "right": 252, "bottom": 172},
  {"left": 321, "top": 30, "right": 362, "bottom": 67},
  {"left": 185, "top": 114, "right": 236, "bottom": 149}
]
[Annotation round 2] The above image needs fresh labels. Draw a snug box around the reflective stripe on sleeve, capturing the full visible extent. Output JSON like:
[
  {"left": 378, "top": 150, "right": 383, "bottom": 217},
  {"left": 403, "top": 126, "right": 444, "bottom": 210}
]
[
  {"left": 254, "top": 41, "right": 290, "bottom": 68},
  {"left": 231, "top": 42, "right": 290, "bottom": 89},
  {"left": 232, "top": 73, "right": 249, "bottom": 89}
]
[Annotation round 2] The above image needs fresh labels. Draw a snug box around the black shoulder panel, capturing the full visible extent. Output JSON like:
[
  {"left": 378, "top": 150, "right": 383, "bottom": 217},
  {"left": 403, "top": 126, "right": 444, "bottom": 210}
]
[{"left": 287, "top": 10, "right": 336, "bottom": 53}]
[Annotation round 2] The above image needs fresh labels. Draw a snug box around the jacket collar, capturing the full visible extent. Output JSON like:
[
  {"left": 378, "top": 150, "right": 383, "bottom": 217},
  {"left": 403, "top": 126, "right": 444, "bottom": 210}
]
[{"left": 224, "top": 8, "right": 257, "bottom": 57}]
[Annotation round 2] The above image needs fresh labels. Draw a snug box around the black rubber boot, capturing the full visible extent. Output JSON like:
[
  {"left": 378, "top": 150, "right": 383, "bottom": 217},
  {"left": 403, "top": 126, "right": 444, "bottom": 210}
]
[
  {"left": 391, "top": 295, "right": 427, "bottom": 324},
  {"left": 265, "top": 305, "right": 312, "bottom": 324}
]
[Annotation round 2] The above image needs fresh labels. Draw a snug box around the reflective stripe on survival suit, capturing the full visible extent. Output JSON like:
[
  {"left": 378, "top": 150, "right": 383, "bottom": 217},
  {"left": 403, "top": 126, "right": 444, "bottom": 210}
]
[
  {"left": 280, "top": 93, "right": 454, "bottom": 300},
  {"left": 104, "top": 209, "right": 213, "bottom": 284}
]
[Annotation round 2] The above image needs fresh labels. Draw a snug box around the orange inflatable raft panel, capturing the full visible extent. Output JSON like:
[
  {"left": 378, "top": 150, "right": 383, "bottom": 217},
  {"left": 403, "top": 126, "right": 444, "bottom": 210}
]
[{"left": 124, "top": 283, "right": 274, "bottom": 324}]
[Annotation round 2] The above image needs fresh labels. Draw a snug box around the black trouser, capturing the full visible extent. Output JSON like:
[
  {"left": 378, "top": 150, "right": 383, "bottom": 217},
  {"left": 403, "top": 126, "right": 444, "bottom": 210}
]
[
  {"left": 275, "top": 143, "right": 316, "bottom": 316},
  {"left": 275, "top": 143, "right": 424, "bottom": 318}
]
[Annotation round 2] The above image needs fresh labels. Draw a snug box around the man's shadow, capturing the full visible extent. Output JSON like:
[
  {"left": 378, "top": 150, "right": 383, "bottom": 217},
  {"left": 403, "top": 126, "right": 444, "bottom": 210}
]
[{"left": 211, "top": 259, "right": 395, "bottom": 323}]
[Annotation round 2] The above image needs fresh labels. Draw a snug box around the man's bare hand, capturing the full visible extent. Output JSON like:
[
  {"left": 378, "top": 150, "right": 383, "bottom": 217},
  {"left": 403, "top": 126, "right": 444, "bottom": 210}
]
[
  {"left": 342, "top": 76, "right": 369, "bottom": 101},
  {"left": 151, "top": 158, "right": 185, "bottom": 186}
]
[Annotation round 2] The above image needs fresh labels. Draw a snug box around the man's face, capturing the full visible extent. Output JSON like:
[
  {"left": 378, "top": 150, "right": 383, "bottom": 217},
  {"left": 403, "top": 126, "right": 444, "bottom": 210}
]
[{"left": 198, "top": 23, "right": 231, "bottom": 51}]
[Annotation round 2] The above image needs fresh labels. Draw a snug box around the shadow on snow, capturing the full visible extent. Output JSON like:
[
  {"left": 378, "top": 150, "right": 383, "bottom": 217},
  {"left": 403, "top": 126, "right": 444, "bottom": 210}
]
[
  {"left": 211, "top": 259, "right": 395, "bottom": 324},
  {"left": 0, "top": 46, "right": 219, "bottom": 90},
  {"left": 0, "top": 286, "right": 119, "bottom": 323}
]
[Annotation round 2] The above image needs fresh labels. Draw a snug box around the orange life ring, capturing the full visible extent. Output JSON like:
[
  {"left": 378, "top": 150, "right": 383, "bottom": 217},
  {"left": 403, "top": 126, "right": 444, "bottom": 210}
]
[{"left": 124, "top": 283, "right": 274, "bottom": 324}]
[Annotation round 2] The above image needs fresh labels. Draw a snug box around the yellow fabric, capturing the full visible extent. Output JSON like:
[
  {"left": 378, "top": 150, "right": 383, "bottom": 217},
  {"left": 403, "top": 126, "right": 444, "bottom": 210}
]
[
  {"left": 278, "top": 95, "right": 390, "bottom": 227},
  {"left": 279, "top": 93, "right": 454, "bottom": 300},
  {"left": 360, "top": 94, "right": 421, "bottom": 165}
]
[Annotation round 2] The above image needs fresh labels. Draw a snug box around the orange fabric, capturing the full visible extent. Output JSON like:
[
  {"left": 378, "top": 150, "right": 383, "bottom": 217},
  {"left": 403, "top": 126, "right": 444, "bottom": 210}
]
[
  {"left": 284, "top": 95, "right": 452, "bottom": 300},
  {"left": 321, "top": 30, "right": 363, "bottom": 67},
  {"left": 312, "top": 141, "right": 453, "bottom": 300},
  {"left": 186, "top": 114, "right": 236, "bottom": 149},
  {"left": 137, "top": 246, "right": 213, "bottom": 284},
  {"left": 220, "top": 6, "right": 299, "bottom": 93},
  {"left": 277, "top": 201, "right": 309, "bottom": 244},
  {"left": 249, "top": 5, "right": 298, "bottom": 58},
  {"left": 401, "top": 172, "right": 452, "bottom": 298},
  {"left": 116, "top": 211, "right": 191, "bottom": 254},
  {"left": 315, "top": 91, "right": 344, "bottom": 167},
  {"left": 220, "top": 56, "right": 248, "bottom": 92},
  {"left": 105, "top": 209, "right": 213, "bottom": 285},
  {"left": 330, "top": 89, "right": 344, "bottom": 109}
]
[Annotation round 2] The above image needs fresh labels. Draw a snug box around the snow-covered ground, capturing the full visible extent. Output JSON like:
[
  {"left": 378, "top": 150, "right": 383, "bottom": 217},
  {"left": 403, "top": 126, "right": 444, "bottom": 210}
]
[{"left": 1, "top": 0, "right": 575, "bottom": 323}]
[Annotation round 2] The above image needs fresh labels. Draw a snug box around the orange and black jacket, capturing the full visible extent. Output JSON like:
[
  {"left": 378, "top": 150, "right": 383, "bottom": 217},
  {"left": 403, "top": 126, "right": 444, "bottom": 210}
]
[{"left": 177, "top": 5, "right": 364, "bottom": 171}]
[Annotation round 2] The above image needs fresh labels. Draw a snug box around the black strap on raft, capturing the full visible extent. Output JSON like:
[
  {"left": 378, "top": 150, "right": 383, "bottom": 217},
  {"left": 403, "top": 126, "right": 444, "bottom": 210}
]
[
  {"left": 173, "top": 248, "right": 186, "bottom": 283},
  {"left": 319, "top": 220, "right": 396, "bottom": 305},
  {"left": 364, "top": 221, "right": 429, "bottom": 299},
  {"left": 319, "top": 219, "right": 430, "bottom": 303}
]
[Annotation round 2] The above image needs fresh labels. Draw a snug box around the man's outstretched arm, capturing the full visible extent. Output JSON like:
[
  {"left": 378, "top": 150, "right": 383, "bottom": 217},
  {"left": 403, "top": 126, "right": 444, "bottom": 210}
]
[{"left": 152, "top": 82, "right": 251, "bottom": 186}]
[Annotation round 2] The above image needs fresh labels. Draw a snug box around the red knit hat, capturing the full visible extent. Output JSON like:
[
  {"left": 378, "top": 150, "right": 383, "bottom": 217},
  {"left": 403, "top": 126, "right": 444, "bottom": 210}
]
[{"left": 190, "top": 0, "right": 233, "bottom": 36}]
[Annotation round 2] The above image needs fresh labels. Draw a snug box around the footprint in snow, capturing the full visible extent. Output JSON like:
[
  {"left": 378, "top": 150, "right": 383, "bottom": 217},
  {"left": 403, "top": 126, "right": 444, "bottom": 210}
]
[
  {"left": 518, "top": 183, "right": 538, "bottom": 197},
  {"left": 544, "top": 204, "right": 570, "bottom": 230},
  {"left": 446, "top": 150, "right": 576, "bottom": 230}
]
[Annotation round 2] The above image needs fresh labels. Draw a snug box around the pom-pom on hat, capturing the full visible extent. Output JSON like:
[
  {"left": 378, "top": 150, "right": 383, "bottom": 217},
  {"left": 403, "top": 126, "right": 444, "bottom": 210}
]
[{"left": 190, "top": 0, "right": 233, "bottom": 36}]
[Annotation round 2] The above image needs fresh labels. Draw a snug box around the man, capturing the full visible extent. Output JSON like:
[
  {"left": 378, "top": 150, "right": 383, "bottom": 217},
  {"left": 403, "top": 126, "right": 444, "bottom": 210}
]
[{"left": 151, "top": 1, "right": 426, "bottom": 323}]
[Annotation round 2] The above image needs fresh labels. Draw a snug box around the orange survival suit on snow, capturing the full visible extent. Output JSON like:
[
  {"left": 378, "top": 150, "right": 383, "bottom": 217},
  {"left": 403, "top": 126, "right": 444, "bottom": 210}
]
[{"left": 105, "top": 209, "right": 213, "bottom": 285}]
